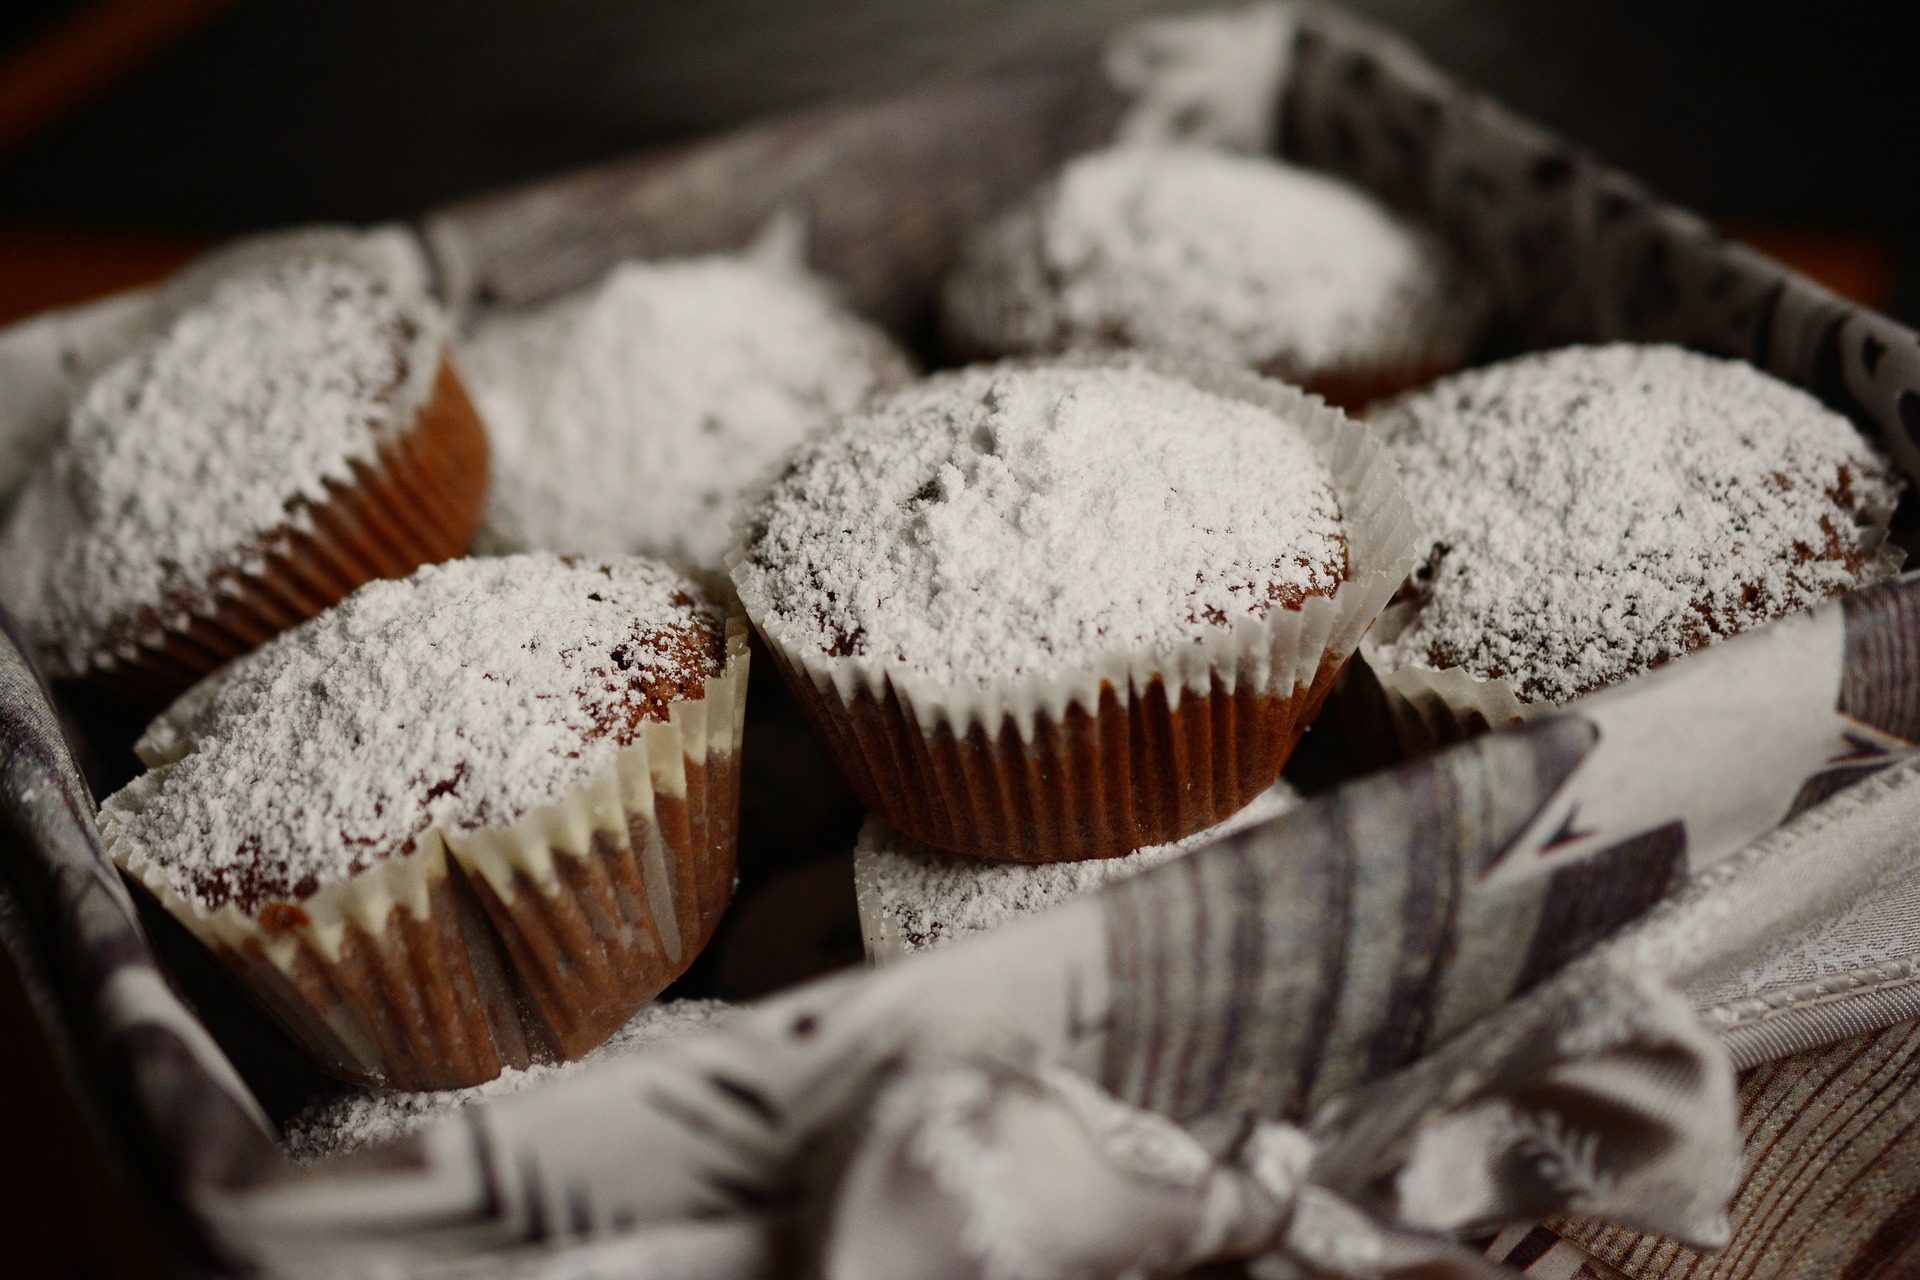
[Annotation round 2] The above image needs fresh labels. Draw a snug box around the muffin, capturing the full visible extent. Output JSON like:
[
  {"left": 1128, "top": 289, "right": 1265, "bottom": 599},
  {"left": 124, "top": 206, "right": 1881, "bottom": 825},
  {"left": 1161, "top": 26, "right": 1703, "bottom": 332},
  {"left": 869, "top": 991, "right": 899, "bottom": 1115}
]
[
  {"left": 731, "top": 357, "right": 1419, "bottom": 862},
  {"left": 1356, "top": 344, "right": 1905, "bottom": 752},
  {"left": 0, "top": 246, "right": 486, "bottom": 709},
  {"left": 460, "top": 253, "right": 912, "bottom": 567},
  {"left": 101, "top": 555, "right": 748, "bottom": 1090},
  {"left": 854, "top": 780, "right": 1297, "bottom": 962},
  {"left": 0, "top": 225, "right": 432, "bottom": 520},
  {"left": 941, "top": 145, "right": 1491, "bottom": 411}
]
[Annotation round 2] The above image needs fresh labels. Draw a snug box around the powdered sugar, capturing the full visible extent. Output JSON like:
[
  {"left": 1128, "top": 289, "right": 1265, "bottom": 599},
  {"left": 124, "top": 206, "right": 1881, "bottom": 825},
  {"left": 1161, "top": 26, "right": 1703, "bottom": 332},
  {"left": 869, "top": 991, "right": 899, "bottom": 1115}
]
[
  {"left": 942, "top": 145, "right": 1487, "bottom": 378},
  {"left": 0, "top": 255, "right": 443, "bottom": 676},
  {"left": 460, "top": 255, "right": 910, "bottom": 568},
  {"left": 856, "top": 779, "right": 1298, "bottom": 960},
  {"left": 732, "top": 362, "right": 1346, "bottom": 688},
  {"left": 100, "top": 554, "right": 728, "bottom": 914},
  {"left": 0, "top": 223, "right": 432, "bottom": 523},
  {"left": 1371, "top": 345, "right": 1904, "bottom": 704},
  {"left": 282, "top": 999, "right": 733, "bottom": 1162},
  {"left": 0, "top": 289, "right": 157, "bottom": 519}
]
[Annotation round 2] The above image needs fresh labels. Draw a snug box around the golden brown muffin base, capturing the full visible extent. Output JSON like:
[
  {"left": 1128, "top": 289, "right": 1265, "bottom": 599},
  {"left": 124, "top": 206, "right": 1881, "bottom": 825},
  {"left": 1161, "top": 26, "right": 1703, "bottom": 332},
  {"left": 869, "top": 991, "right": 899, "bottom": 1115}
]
[
  {"left": 770, "top": 646, "right": 1346, "bottom": 863},
  {"left": 81, "top": 357, "right": 489, "bottom": 710}
]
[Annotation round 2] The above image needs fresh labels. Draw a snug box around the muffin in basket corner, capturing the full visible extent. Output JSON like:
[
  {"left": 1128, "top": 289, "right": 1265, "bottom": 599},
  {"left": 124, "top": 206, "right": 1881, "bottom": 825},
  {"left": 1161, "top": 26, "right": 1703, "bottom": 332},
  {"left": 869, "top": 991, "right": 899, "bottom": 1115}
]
[
  {"left": 100, "top": 554, "right": 748, "bottom": 1090},
  {"left": 0, "top": 238, "right": 488, "bottom": 711}
]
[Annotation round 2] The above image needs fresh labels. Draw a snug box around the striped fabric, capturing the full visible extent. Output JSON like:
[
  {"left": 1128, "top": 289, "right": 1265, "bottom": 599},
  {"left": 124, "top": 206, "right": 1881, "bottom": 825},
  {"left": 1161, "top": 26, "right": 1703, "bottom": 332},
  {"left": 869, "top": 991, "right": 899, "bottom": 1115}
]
[{"left": 1490, "top": 1226, "right": 1627, "bottom": 1279}]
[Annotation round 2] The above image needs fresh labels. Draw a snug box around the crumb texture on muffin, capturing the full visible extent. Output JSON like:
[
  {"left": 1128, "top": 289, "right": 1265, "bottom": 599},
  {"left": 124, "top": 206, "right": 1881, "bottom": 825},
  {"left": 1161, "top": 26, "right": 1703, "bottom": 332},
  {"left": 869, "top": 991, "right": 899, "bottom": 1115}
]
[
  {"left": 734, "top": 361, "right": 1347, "bottom": 689},
  {"left": 461, "top": 256, "right": 909, "bottom": 566},
  {"left": 102, "top": 554, "right": 728, "bottom": 916},
  {"left": 942, "top": 145, "right": 1486, "bottom": 379},
  {"left": 0, "top": 256, "right": 443, "bottom": 675},
  {"left": 1372, "top": 344, "right": 1905, "bottom": 704}
]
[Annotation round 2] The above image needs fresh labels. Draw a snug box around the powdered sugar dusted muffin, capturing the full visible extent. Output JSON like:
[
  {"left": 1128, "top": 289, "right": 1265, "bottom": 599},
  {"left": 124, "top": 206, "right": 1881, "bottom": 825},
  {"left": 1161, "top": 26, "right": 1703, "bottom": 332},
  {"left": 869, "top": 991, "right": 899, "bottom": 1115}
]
[
  {"left": 460, "top": 254, "right": 911, "bottom": 567},
  {"left": 0, "top": 250, "right": 486, "bottom": 708},
  {"left": 942, "top": 145, "right": 1491, "bottom": 410},
  {"left": 855, "top": 780, "right": 1297, "bottom": 962},
  {"left": 103, "top": 554, "right": 748, "bottom": 1089},
  {"left": 1363, "top": 344, "right": 1902, "bottom": 743},
  {"left": 0, "top": 224, "right": 431, "bottom": 520},
  {"left": 732, "top": 357, "right": 1419, "bottom": 861}
]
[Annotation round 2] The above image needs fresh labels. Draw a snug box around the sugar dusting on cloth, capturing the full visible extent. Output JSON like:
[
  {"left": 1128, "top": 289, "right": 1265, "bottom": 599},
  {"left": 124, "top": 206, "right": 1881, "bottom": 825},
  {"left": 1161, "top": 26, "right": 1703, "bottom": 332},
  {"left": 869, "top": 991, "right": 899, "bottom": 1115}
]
[
  {"left": 281, "top": 1000, "right": 734, "bottom": 1163},
  {"left": 857, "top": 780, "right": 1299, "bottom": 959}
]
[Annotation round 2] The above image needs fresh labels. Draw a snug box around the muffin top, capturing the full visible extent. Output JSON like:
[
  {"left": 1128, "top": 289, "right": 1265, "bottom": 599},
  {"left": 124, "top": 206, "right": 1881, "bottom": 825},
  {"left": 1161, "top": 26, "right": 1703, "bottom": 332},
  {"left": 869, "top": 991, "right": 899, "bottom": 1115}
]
[
  {"left": 941, "top": 144, "right": 1488, "bottom": 380},
  {"left": 0, "top": 224, "right": 431, "bottom": 520},
  {"left": 461, "top": 255, "right": 911, "bottom": 567},
  {"left": 101, "top": 554, "right": 729, "bottom": 915},
  {"left": 0, "top": 255, "right": 444, "bottom": 676},
  {"left": 732, "top": 361, "right": 1347, "bottom": 688},
  {"left": 1372, "top": 344, "right": 1904, "bottom": 704}
]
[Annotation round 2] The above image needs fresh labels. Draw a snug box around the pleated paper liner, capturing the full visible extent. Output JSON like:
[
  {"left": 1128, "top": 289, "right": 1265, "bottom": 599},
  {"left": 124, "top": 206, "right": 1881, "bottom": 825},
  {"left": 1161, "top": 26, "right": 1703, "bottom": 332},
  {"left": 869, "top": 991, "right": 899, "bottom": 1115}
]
[
  {"left": 766, "top": 641, "right": 1342, "bottom": 864},
  {"left": 736, "top": 355, "right": 1423, "bottom": 863},
  {"left": 450, "top": 619, "right": 748, "bottom": 1060},
  {"left": 1333, "top": 645, "right": 1543, "bottom": 773},
  {"left": 108, "top": 617, "right": 749, "bottom": 1090},
  {"left": 74, "top": 356, "right": 490, "bottom": 712}
]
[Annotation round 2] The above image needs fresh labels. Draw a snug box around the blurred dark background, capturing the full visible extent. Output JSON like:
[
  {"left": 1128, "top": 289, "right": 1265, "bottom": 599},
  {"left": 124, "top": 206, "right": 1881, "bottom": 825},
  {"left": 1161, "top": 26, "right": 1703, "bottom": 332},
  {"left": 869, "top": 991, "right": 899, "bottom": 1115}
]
[
  {"left": 0, "top": 3, "right": 1907, "bottom": 1274},
  {"left": 0, "top": 0, "right": 1909, "bottom": 322}
]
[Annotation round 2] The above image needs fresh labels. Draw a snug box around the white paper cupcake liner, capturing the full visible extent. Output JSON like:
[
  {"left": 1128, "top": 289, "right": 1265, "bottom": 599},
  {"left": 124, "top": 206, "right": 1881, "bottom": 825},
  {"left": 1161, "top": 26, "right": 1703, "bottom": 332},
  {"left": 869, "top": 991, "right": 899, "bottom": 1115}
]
[
  {"left": 735, "top": 354, "right": 1423, "bottom": 861},
  {"left": 108, "top": 617, "right": 749, "bottom": 1089}
]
